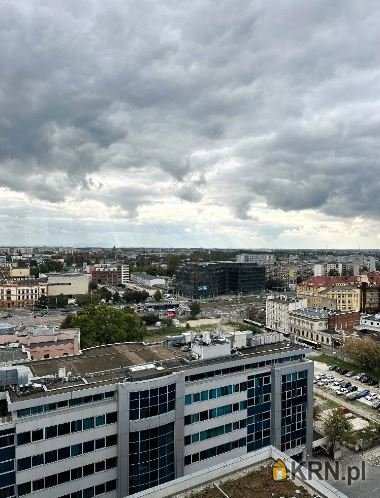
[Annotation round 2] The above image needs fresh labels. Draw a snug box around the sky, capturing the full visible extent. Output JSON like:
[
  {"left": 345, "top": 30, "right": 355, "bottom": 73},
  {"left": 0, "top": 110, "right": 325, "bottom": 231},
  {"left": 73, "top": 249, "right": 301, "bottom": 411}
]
[{"left": 1, "top": 0, "right": 380, "bottom": 248}]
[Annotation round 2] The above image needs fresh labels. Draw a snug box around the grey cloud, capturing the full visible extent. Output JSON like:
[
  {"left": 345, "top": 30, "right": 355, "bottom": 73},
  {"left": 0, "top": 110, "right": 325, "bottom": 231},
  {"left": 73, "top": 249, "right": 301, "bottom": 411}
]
[{"left": 1, "top": 0, "right": 380, "bottom": 244}]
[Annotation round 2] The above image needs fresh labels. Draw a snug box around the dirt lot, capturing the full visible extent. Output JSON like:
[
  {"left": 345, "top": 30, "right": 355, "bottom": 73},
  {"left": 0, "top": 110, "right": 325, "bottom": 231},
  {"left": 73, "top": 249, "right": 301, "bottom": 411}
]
[{"left": 189, "top": 466, "right": 310, "bottom": 498}]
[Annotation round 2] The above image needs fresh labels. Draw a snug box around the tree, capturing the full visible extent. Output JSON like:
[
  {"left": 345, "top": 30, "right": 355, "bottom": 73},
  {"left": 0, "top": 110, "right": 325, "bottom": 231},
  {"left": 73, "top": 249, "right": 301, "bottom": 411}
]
[
  {"left": 344, "top": 337, "right": 380, "bottom": 378},
  {"left": 154, "top": 290, "right": 162, "bottom": 302},
  {"left": 322, "top": 408, "right": 353, "bottom": 456},
  {"left": 190, "top": 302, "right": 201, "bottom": 319},
  {"left": 61, "top": 305, "right": 145, "bottom": 348}
]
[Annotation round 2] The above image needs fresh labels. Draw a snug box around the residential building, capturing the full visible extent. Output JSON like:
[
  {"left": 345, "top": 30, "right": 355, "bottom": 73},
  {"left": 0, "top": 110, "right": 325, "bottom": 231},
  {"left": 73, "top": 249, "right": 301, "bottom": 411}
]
[
  {"left": 90, "top": 264, "right": 130, "bottom": 286},
  {"left": 47, "top": 273, "right": 89, "bottom": 297},
  {"left": 176, "top": 262, "right": 265, "bottom": 298},
  {"left": 236, "top": 253, "right": 275, "bottom": 265},
  {"left": 327, "top": 311, "right": 360, "bottom": 334},
  {"left": 289, "top": 308, "right": 337, "bottom": 347},
  {"left": 0, "top": 324, "right": 80, "bottom": 360},
  {"left": 9, "top": 268, "right": 30, "bottom": 279},
  {"left": 0, "top": 334, "right": 312, "bottom": 498},
  {"left": 297, "top": 277, "right": 361, "bottom": 312},
  {"left": 313, "top": 263, "right": 343, "bottom": 277},
  {"left": 356, "top": 313, "right": 380, "bottom": 334},
  {"left": 0, "top": 279, "right": 47, "bottom": 309},
  {"left": 265, "top": 295, "right": 307, "bottom": 335},
  {"left": 130, "top": 273, "right": 166, "bottom": 288}
]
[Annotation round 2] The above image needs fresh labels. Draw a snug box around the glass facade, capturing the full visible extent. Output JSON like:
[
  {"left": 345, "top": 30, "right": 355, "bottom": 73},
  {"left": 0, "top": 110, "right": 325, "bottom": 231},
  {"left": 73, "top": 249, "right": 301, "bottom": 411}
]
[
  {"left": 281, "top": 370, "right": 308, "bottom": 451},
  {"left": 129, "top": 384, "right": 176, "bottom": 420},
  {"left": 0, "top": 428, "right": 15, "bottom": 498},
  {"left": 129, "top": 422, "right": 175, "bottom": 495},
  {"left": 246, "top": 373, "right": 271, "bottom": 452}
]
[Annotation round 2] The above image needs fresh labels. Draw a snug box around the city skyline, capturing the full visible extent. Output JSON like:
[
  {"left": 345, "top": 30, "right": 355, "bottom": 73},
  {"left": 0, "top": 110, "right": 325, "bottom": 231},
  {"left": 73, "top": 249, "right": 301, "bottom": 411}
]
[{"left": 2, "top": 1, "right": 380, "bottom": 248}]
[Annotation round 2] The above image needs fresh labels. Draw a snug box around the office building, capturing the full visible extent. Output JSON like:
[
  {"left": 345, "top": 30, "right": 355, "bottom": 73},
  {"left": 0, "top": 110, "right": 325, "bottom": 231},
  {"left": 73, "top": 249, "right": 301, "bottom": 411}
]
[
  {"left": 176, "top": 262, "right": 265, "bottom": 298},
  {"left": 0, "top": 332, "right": 312, "bottom": 498}
]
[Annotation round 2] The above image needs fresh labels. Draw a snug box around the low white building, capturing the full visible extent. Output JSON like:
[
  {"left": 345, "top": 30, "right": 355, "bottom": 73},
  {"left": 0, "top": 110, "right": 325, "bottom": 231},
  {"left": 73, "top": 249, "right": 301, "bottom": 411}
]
[
  {"left": 47, "top": 272, "right": 90, "bottom": 296},
  {"left": 356, "top": 313, "right": 380, "bottom": 333},
  {"left": 131, "top": 272, "right": 166, "bottom": 288},
  {"left": 266, "top": 294, "right": 307, "bottom": 335}
]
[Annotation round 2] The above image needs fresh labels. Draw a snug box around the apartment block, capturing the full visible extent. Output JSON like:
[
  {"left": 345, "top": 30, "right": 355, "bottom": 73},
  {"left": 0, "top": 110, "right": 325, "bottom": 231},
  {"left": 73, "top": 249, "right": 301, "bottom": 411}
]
[
  {"left": 0, "top": 333, "right": 313, "bottom": 498},
  {"left": 90, "top": 264, "right": 130, "bottom": 286},
  {"left": 265, "top": 294, "right": 307, "bottom": 335},
  {"left": 0, "top": 279, "right": 47, "bottom": 309}
]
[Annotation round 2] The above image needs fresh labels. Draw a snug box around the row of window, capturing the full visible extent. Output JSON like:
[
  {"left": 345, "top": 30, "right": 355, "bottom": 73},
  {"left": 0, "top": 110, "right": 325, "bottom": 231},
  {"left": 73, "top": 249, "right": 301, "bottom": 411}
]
[
  {"left": 18, "top": 457, "right": 117, "bottom": 496},
  {"left": 184, "top": 437, "right": 247, "bottom": 465},
  {"left": 129, "top": 384, "right": 176, "bottom": 420},
  {"left": 185, "top": 382, "right": 248, "bottom": 406},
  {"left": 17, "top": 434, "right": 117, "bottom": 471},
  {"left": 58, "top": 480, "right": 117, "bottom": 498},
  {"left": 184, "top": 401, "right": 247, "bottom": 425},
  {"left": 184, "top": 418, "right": 247, "bottom": 445},
  {"left": 184, "top": 355, "right": 305, "bottom": 382},
  {"left": 17, "top": 411, "right": 117, "bottom": 445},
  {"left": 17, "top": 391, "right": 115, "bottom": 418}
]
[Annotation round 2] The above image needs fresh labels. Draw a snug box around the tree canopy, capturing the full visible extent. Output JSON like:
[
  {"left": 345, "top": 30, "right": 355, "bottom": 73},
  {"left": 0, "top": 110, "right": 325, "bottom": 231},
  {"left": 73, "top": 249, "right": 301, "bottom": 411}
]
[
  {"left": 322, "top": 408, "right": 353, "bottom": 456},
  {"left": 190, "top": 302, "right": 201, "bottom": 318},
  {"left": 61, "top": 305, "right": 145, "bottom": 348},
  {"left": 344, "top": 337, "right": 380, "bottom": 379}
]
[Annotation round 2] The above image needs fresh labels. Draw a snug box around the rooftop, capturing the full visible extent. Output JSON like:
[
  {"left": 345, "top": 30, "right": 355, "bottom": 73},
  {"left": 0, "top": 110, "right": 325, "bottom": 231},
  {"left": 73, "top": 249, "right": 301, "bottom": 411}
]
[
  {"left": 290, "top": 307, "right": 330, "bottom": 319},
  {"left": 9, "top": 339, "right": 310, "bottom": 400},
  {"left": 128, "top": 446, "right": 347, "bottom": 498}
]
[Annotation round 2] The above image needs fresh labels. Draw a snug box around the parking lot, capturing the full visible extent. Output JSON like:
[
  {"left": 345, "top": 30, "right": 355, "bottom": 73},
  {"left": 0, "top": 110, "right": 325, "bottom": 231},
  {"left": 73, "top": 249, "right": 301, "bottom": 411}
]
[{"left": 314, "top": 361, "right": 380, "bottom": 418}]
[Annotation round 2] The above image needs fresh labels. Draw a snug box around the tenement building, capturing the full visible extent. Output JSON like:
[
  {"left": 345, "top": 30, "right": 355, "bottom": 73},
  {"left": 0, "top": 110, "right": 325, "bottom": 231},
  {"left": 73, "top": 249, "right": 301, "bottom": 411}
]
[
  {"left": 175, "top": 262, "right": 265, "bottom": 298},
  {"left": 0, "top": 332, "right": 312, "bottom": 498}
]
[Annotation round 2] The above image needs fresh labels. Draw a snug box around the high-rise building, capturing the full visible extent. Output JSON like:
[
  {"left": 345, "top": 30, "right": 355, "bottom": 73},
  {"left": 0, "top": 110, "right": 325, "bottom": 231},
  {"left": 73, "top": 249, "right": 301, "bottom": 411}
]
[
  {"left": 0, "top": 334, "right": 313, "bottom": 498},
  {"left": 175, "top": 262, "right": 265, "bottom": 298}
]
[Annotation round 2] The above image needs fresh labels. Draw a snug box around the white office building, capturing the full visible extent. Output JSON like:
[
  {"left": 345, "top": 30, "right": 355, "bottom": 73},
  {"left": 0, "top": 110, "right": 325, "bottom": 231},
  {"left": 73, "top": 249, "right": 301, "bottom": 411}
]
[{"left": 0, "top": 333, "right": 313, "bottom": 498}]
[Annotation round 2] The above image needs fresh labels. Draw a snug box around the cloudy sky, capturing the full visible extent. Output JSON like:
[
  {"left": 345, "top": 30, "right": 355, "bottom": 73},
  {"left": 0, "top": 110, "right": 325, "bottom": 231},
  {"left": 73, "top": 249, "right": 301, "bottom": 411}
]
[{"left": 1, "top": 0, "right": 380, "bottom": 248}]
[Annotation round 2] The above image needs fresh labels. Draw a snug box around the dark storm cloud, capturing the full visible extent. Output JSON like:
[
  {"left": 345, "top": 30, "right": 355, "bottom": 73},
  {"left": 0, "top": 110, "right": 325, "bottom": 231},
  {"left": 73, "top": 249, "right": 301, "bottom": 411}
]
[{"left": 1, "top": 0, "right": 380, "bottom": 229}]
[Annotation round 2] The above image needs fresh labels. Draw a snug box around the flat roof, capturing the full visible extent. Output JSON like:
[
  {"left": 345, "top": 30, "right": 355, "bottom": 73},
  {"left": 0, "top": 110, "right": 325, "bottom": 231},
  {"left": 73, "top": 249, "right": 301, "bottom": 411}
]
[
  {"left": 9, "top": 341, "right": 310, "bottom": 401},
  {"left": 189, "top": 464, "right": 312, "bottom": 498}
]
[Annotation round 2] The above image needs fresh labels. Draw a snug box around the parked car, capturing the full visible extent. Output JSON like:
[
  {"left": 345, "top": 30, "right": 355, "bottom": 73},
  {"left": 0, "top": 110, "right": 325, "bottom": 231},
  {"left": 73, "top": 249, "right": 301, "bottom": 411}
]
[
  {"left": 346, "top": 385, "right": 357, "bottom": 393},
  {"left": 354, "top": 372, "right": 366, "bottom": 380},
  {"left": 340, "top": 368, "right": 349, "bottom": 375},
  {"left": 345, "top": 371, "right": 355, "bottom": 377},
  {"left": 356, "top": 389, "right": 370, "bottom": 399}
]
